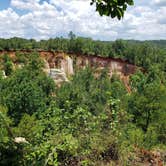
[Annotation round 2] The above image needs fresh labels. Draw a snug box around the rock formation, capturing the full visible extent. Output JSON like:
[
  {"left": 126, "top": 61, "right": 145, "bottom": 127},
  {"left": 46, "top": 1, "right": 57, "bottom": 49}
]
[{"left": 0, "top": 50, "right": 139, "bottom": 91}]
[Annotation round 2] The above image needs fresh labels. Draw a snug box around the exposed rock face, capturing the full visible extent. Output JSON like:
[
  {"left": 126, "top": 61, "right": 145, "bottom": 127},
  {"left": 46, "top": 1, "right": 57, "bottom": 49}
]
[
  {"left": 14, "top": 137, "right": 28, "bottom": 144},
  {"left": 0, "top": 51, "right": 139, "bottom": 91},
  {"left": 41, "top": 52, "right": 72, "bottom": 84},
  {"left": 1, "top": 70, "right": 6, "bottom": 78},
  {"left": 59, "top": 55, "right": 74, "bottom": 77},
  {"left": 49, "top": 68, "right": 69, "bottom": 84},
  {"left": 43, "top": 59, "right": 50, "bottom": 74}
]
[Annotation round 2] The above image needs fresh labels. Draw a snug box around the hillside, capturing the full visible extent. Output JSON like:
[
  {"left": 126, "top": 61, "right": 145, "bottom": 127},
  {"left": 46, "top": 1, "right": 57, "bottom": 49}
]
[
  {"left": 0, "top": 38, "right": 166, "bottom": 166},
  {"left": 0, "top": 50, "right": 141, "bottom": 92}
]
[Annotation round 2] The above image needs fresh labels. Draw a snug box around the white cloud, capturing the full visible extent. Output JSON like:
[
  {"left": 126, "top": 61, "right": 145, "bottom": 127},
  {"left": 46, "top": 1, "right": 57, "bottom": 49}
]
[
  {"left": 0, "top": 8, "right": 24, "bottom": 38},
  {"left": 152, "top": 0, "right": 166, "bottom": 6},
  {"left": 0, "top": 0, "right": 165, "bottom": 40},
  {"left": 11, "top": 0, "right": 41, "bottom": 11}
]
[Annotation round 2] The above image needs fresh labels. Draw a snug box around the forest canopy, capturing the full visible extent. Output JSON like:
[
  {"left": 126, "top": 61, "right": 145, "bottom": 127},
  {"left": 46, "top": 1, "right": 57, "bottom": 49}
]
[
  {"left": 0, "top": 36, "right": 165, "bottom": 70},
  {"left": 0, "top": 36, "right": 166, "bottom": 165}
]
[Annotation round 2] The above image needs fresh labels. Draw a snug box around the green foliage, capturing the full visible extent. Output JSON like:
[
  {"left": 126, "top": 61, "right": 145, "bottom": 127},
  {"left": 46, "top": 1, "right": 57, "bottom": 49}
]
[
  {"left": 0, "top": 53, "right": 55, "bottom": 123},
  {"left": 90, "top": 0, "right": 134, "bottom": 19},
  {"left": 0, "top": 37, "right": 164, "bottom": 56},
  {"left": 0, "top": 106, "right": 13, "bottom": 145},
  {"left": 0, "top": 37, "right": 165, "bottom": 70},
  {"left": 128, "top": 83, "right": 166, "bottom": 131},
  {"left": 15, "top": 52, "right": 28, "bottom": 64},
  {"left": 110, "top": 74, "right": 127, "bottom": 99},
  {"left": 13, "top": 114, "right": 44, "bottom": 144},
  {"left": 3, "top": 67, "right": 127, "bottom": 165},
  {"left": 1, "top": 54, "right": 13, "bottom": 76},
  {"left": 130, "top": 70, "right": 147, "bottom": 92},
  {"left": 0, "top": 38, "right": 166, "bottom": 165},
  {"left": 0, "top": 107, "right": 24, "bottom": 166},
  {"left": 55, "top": 68, "right": 111, "bottom": 115},
  {"left": 128, "top": 69, "right": 166, "bottom": 148}
]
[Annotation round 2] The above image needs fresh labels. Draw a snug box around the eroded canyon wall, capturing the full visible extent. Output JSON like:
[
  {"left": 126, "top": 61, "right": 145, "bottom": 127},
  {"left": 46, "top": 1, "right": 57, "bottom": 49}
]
[{"left": 0, "top": 51, "right": 138, "bottom": 90}]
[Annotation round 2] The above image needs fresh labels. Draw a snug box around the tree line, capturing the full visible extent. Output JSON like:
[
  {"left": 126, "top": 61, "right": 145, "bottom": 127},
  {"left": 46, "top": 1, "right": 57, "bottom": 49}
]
[{"left": 0, "top": 34, "right": 166, "bottom": 71}]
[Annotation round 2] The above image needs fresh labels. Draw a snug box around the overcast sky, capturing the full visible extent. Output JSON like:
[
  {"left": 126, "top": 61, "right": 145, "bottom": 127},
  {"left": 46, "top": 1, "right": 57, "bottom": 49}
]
[{"left": 0, "top": 0, "right": 166, "bottom": 41}]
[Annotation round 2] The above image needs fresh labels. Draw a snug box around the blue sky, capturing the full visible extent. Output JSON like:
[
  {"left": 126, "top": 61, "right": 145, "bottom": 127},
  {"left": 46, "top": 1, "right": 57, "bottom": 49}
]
[
  {"left": 0, "top": 0, "right": 10, "bottom": 10},
  {"left": 0, "top": 0, "right": 165, "bottom": 41}
]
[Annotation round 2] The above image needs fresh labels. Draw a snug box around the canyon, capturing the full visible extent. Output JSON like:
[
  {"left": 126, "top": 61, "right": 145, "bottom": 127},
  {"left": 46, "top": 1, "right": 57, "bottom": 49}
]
[{"left": 0, "top": 50, "right": 139, "bottom": 91}]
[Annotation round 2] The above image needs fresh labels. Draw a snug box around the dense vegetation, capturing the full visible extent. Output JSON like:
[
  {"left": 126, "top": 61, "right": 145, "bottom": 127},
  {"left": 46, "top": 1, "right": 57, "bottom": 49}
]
[
  {"left": 0, "top": 36, "right": 166, "bottom": 165},
  {"left": 0, "top": 35, "right": 166, "bottom": 70}
]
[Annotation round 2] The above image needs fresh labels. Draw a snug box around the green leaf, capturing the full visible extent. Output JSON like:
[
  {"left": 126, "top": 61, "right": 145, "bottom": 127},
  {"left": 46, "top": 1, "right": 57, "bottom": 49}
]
[{"left": 126, "top": 0, "right": 134, "bottom": 5}]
